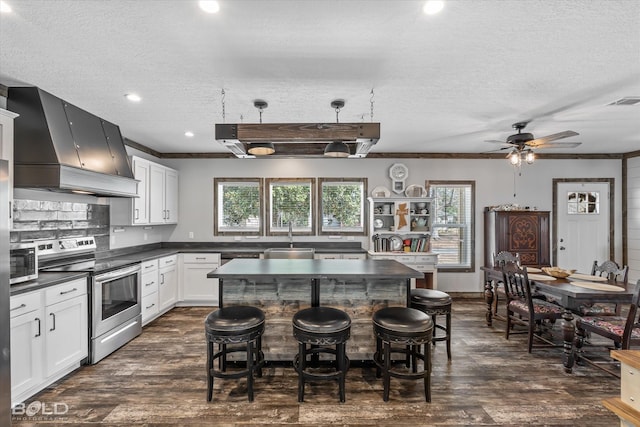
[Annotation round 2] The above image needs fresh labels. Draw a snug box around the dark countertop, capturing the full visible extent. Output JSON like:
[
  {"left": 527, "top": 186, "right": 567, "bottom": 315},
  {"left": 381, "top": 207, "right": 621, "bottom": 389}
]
[
  {"left": 208, "top": 258, "right": 423, "bottom": 280},
  {"left": 12, "top": 242, "right": 367, "bottom": 297},
  {"left": 10, "top": 271, "right": 89, "bottom": 296}
]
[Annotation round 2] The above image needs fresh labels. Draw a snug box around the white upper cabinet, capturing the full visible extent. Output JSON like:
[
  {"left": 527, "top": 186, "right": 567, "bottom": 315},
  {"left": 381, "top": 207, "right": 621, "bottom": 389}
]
[
  {"left": 111, "top": 156, "right": 178, "bottom": 225},
  {"left": 149, "top": 163, "right": 178, "bottom": 224}
]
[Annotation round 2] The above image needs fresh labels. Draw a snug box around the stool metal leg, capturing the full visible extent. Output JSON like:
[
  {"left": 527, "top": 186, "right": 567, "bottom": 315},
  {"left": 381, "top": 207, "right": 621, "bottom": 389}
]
[
  {"left": 424, "top": 341, "right": 432, "bottom": 402},
  {"left": 297, "top": 341, "right": 306, "bottom": 402},
  {"left": 446, "top": 312, "right": 452, "bottom": 361},
  {"left": 375, "top": 336, "right": 382, "bottom": 378},
  {"left": 247, "top": 340, "right": 255, "bottom": 402},
  {"left": 383, "top": 341, "right": 391, "bottom": 402},
  {"left": 207, "top": 340, "right": 214, "bottom": 402},
  {"left": 338, "top": 342, "right": 346, "bottom": 403}
]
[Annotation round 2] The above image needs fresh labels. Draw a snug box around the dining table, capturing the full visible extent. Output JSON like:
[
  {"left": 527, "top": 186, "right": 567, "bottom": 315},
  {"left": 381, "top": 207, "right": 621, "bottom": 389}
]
[{"left": 481, "top": 265, "right": 635, "bottom": 372}]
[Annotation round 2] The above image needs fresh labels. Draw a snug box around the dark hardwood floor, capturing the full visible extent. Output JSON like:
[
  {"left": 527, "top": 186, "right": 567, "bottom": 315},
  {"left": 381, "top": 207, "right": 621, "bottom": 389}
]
[{"left": 12, "top": 298, "right": 621, "bottom": 426}]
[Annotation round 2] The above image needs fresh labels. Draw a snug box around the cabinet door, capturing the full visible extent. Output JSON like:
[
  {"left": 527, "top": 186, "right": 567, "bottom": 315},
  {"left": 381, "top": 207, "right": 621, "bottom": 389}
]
[
  {"left": 10, "top": 311, "right": 44, "bottom": 400},
  {"left": 164, "top": 168, "right": 178, "bottom": 223},
  {"left": 149, "top": 163, "right": 166, "bottom": 223},
  {"left": 45, "top": 295, "right": 88, "bottom": 377},
  {"left": 133, "top": 158, "right": 150, "bottom": 224},
  {"left": 158, "top": 265, "right": 178, "bottom": 310},
  {"left": 182, "top": 264, "right": 219, "bottom": 304}
]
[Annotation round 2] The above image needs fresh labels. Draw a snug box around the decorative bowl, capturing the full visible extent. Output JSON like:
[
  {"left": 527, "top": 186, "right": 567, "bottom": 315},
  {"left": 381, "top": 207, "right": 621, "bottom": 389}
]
[{"left": 542, "top": 267, "right": 576, "bottom": 278}]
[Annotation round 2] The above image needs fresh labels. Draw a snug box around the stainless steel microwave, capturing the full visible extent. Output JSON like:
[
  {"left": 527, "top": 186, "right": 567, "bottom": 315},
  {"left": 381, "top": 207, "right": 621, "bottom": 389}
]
[{"left": 10, "top": 242, "right": 38, "bottom": 284}]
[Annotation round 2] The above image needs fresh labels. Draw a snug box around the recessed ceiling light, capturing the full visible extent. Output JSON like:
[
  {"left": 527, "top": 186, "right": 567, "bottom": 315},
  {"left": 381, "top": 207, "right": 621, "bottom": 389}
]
[
  {"left": 125, "top": 93, "right": 142, "bottom": 102},
  {"left": 199, "top": 1, "right": 220, "bottom": 14},
  {"left": 0, "top": 1, "right": 12, "bottom": 13},
  {"left": 184, "top": 131, "right": 194, "bottom": 137},
  {"left": 423, "top": 0, "right": 444, "bottom": 15}
]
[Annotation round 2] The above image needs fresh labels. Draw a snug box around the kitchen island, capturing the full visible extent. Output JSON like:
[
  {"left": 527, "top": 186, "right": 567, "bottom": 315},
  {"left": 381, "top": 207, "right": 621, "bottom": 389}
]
[{"left": 207, "top": 258, "right": 423, "bottom": 361}]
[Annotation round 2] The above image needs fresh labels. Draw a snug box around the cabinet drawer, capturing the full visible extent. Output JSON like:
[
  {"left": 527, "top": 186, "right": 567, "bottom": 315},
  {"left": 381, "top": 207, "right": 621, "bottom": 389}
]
[
  {"left": 141, "top": 272, "right": 159, "bottom": 296},
  {"left": 343, "top": 253, "right": 367, "bottom": 260},
  {"left": 414, "top": 255, "right": 437, "bottom": 264},
  {"left": 141, "top": 292, "right": 159, "bottom": 321},
  {"left": 183, "top": 253, "right": 220, "bottom": 264},
  {"left": 45, "top": 279, "right": 87, "bottom": 306},
  {"left": 141, "top": 259, "right": 159, "bottom": 272},
  {"left": 10, "top": 292, "right": 41, "bottom": 318},
  {"left": 413, "top": 264, "right": 437, "bottom": 272},
  {"left": 159, "top": 255, "right": 177, "bottom": 267},
  {"left": 316, "top": 253, "right": 341, "bottom": 260},
  {"left": 621, "top": 362, "right": 640, "bottom": 411}
]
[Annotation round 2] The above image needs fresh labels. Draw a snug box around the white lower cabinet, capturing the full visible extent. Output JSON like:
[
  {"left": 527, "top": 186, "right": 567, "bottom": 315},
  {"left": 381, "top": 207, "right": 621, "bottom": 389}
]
[
  {"left": 10, "top": 278, "right": 88, "bottom": 406},
  {"left": 368, "top": 252, "right": 439, "bottom": 289},
  {"left": 180, "top": 253, "right": 220, "bottom": 306},
  {"left": 141, "top": 259, "right": 159, "bottom": 325},
  {"left": 141, "top": 255, "right": 178, "bottom": 326},
  {"left": 158, "top": 255, "right": 178, "bottom": 310}
]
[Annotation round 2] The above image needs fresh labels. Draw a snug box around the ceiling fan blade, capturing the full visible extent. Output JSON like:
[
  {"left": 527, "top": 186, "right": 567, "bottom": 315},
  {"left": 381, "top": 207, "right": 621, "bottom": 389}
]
[
  {"left": 484, "top": 139, "right": 511, "bottom": 145},
  {"left": 519, "top": 74, "right": 640, "bottom": 124},
  {"left": 530, "top": 142, "right": 582, "bottom": 149},
  {"left": 526, "top": 130, "right": 579, "bottom": 146}
]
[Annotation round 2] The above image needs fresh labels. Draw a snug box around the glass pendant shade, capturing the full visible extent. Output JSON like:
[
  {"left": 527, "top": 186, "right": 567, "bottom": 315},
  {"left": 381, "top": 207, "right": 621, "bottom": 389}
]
[
  {"left": 324, "top": 141, "right": 350, "bottom": 157},
  {"left": 525, "top": 150, "right": 535, "bottom": 164},
  {"left": 247, "top": 142, "right": 275, "bottom": 155},
  {"left": 509, "top": 150, "right": 521, "bottom": 166}
]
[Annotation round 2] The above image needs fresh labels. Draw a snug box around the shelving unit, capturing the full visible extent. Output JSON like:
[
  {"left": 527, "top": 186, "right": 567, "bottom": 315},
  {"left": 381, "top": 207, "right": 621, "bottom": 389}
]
[
  {"left": 603, "top": 350, "right": 640, "bottom": 427},
  {"left": 368, "top": 197, "right": 438, "bottom": 289}
]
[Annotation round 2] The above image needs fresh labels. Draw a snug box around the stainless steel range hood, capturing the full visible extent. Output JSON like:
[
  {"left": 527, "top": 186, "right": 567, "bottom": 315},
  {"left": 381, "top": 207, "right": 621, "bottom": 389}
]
[{"left": 7, "top": 87, "right": 138, "bottom": 198}]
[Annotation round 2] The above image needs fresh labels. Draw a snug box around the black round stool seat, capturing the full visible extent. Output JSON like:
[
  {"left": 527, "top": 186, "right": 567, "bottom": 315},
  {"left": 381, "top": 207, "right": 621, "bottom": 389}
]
[
  {"left": 411, "top": 289, "right": 452, "bottom": 308},
  {"left": 205, "top": 305, "right": 265, "bottom": 339},
  {"left": 372, "top": 307, "right": 434, "bottom": 402},
  {"left": 292, "top": 307, "right": 351, "bottom": 403},
  {"left": 293, "top": 307, "right": 351, "bottom": 343},
  {"left": 410, "top": 289, "right": 453, "bottom": 361},
  {"left": 205, "top": 306, "right": 265, "bottom": 402}
]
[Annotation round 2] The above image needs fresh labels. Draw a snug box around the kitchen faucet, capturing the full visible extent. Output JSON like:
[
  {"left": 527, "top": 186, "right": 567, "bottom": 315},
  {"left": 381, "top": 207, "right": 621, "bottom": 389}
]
[{"left": 288, "top": 221, "right": 293, "bottom": 248}]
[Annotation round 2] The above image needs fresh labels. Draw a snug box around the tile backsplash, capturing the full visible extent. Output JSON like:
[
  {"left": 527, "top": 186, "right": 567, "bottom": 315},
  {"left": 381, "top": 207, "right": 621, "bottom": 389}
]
[{"left": 11, "top": 199, "right": 110, "bottom": 250}]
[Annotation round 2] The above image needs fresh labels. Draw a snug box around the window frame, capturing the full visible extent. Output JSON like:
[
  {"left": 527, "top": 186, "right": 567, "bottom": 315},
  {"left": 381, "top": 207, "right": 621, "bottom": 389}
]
[
  {"left": 426, "top": 180, "right": 475, "bottom": 272},
  {"left": 265, "top": 178, "right": 316, "bottom": 236},
  {"left": 213, "top": 178, "right": 264, "bottom": 236},
  {"left": 317, "top": 178, "right": 368, "bottom": 236}
]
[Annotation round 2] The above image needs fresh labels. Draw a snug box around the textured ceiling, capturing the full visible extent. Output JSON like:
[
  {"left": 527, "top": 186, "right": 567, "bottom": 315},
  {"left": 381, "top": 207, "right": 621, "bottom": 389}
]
[{"left": 1, "top": 0, "right": 639, "bottom": 155}]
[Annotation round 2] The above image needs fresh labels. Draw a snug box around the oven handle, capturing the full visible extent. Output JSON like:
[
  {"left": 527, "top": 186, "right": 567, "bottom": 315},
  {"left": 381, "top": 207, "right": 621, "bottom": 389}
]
[{"left": 94, "top": 264, "right": 141, "bottom": 282}]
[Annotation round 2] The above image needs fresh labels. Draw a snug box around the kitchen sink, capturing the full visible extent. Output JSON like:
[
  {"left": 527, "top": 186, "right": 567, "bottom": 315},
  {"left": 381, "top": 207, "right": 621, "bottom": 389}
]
[{"left": 263, "top": 247, "right": 315, "bottom": 259}]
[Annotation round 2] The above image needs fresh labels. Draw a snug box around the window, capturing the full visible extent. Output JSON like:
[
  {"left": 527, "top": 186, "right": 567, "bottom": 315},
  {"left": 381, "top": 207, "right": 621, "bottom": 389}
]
[
  {"left": 266, "top": 178, "right": 315, "bottom": 235},
  {"left": 318, "top": 178, "right": 367, "bottom": 235},
  {"left": 427, "top": 181, "right": 475, "bottom": 271},
  {"left": 214, "top": 178, "right": 263, "bottom": 235},
  {"left": 567, "top": 191, "right": 600, "bottom": 214}
]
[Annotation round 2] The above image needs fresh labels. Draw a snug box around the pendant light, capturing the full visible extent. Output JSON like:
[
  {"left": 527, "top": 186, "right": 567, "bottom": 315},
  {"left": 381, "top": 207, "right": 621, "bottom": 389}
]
[
  {"left": 247, "top": 100, "right": 275, "bottom": 156},
  {"left": 324, "top": 100, "right": 350, "bottom": 157}
]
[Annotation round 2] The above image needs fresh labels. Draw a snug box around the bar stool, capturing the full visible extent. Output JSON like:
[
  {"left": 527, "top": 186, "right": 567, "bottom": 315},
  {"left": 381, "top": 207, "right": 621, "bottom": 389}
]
[
  {"left": 292, "top": 306, "right": 351, "bottom": 403},
  {"left": 411, "top": 288, "right": 452, "bottom": 361},
  {"left": 372, "top": 306, "right": 434, "bottom": 402},
  {"left": 205, "top": 305, "right": 265, "bottom": 402}
]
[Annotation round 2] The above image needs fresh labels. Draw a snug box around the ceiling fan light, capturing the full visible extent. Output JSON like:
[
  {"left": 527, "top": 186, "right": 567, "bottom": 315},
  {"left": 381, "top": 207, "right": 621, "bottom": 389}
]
[
  {"left": 525, "top": 150, "right": 535, "bottom": 164},
  {"left": 509, "top": 150, "right": 521, "bottom": 166},
  {"left": 324, "top": 141, "right": 350, "bottom": 157},
  {"left": 247, "top": 142, "right": 275, "bottom": 155}
]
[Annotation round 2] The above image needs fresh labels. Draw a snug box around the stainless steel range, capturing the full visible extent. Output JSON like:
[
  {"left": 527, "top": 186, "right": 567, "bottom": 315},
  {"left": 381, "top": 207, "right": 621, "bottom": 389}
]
[{"left": 38, "top": 237, "right": 142, "bottom": 364}]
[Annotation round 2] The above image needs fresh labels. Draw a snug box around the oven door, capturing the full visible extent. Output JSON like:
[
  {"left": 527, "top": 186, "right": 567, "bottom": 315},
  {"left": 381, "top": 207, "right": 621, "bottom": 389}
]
[{"left": 92, "top": 264, "right": 141, "bottom": 338}]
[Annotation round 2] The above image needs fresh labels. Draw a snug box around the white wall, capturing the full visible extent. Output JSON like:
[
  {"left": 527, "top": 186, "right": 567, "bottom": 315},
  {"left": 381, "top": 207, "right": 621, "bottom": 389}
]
[
  {"left": 628, "top": 156, "right": 640, "bottom": 284},
  {"left": 154, "top": 156, "right": 623, "bottom": 293}
]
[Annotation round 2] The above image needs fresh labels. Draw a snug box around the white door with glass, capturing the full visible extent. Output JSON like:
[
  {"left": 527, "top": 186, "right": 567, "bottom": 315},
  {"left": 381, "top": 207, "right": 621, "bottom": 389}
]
[{"left": 556, "top": 182, "right": 610, "bottom": 274}]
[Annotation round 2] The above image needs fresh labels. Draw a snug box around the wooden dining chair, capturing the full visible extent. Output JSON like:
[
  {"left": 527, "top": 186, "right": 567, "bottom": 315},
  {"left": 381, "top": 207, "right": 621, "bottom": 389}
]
[
  {"left": 490, "top": 251, "right": 520, "bottom": 319},
  {"left": 578, "top": 260, "right": 629, "bottom": 316},
  {"left": 502, "top": 263, "right": 564, "bottom": 353},
  {"left": 575, "top": 279, "right": 640, "bottom": 377}
]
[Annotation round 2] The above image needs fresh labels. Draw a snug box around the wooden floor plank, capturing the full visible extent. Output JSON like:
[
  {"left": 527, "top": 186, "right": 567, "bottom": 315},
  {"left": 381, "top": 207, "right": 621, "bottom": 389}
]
[{"left": 11, "top": 298, "right": 622, "bottom": 425}]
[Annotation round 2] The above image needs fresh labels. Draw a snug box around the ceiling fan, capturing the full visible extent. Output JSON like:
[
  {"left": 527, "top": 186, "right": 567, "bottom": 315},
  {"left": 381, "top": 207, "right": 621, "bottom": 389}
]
[{"left": 486, "top": 121, "right": 582, "bottom": 153}]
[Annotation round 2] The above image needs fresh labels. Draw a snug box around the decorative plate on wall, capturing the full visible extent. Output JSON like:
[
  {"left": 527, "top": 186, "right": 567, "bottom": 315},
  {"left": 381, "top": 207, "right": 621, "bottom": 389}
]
[
  {"left": 405, "top": 184, "right": 427, "bottom": 198},
  {"left": 371, "top": 186, "right": 391, "bottom": 198}
]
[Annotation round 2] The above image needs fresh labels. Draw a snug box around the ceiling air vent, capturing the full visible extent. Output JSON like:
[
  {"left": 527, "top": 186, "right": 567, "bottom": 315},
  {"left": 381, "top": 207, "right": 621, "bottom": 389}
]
[{"left": 607, "top": 97, "right": 640, "bottom": 106}]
